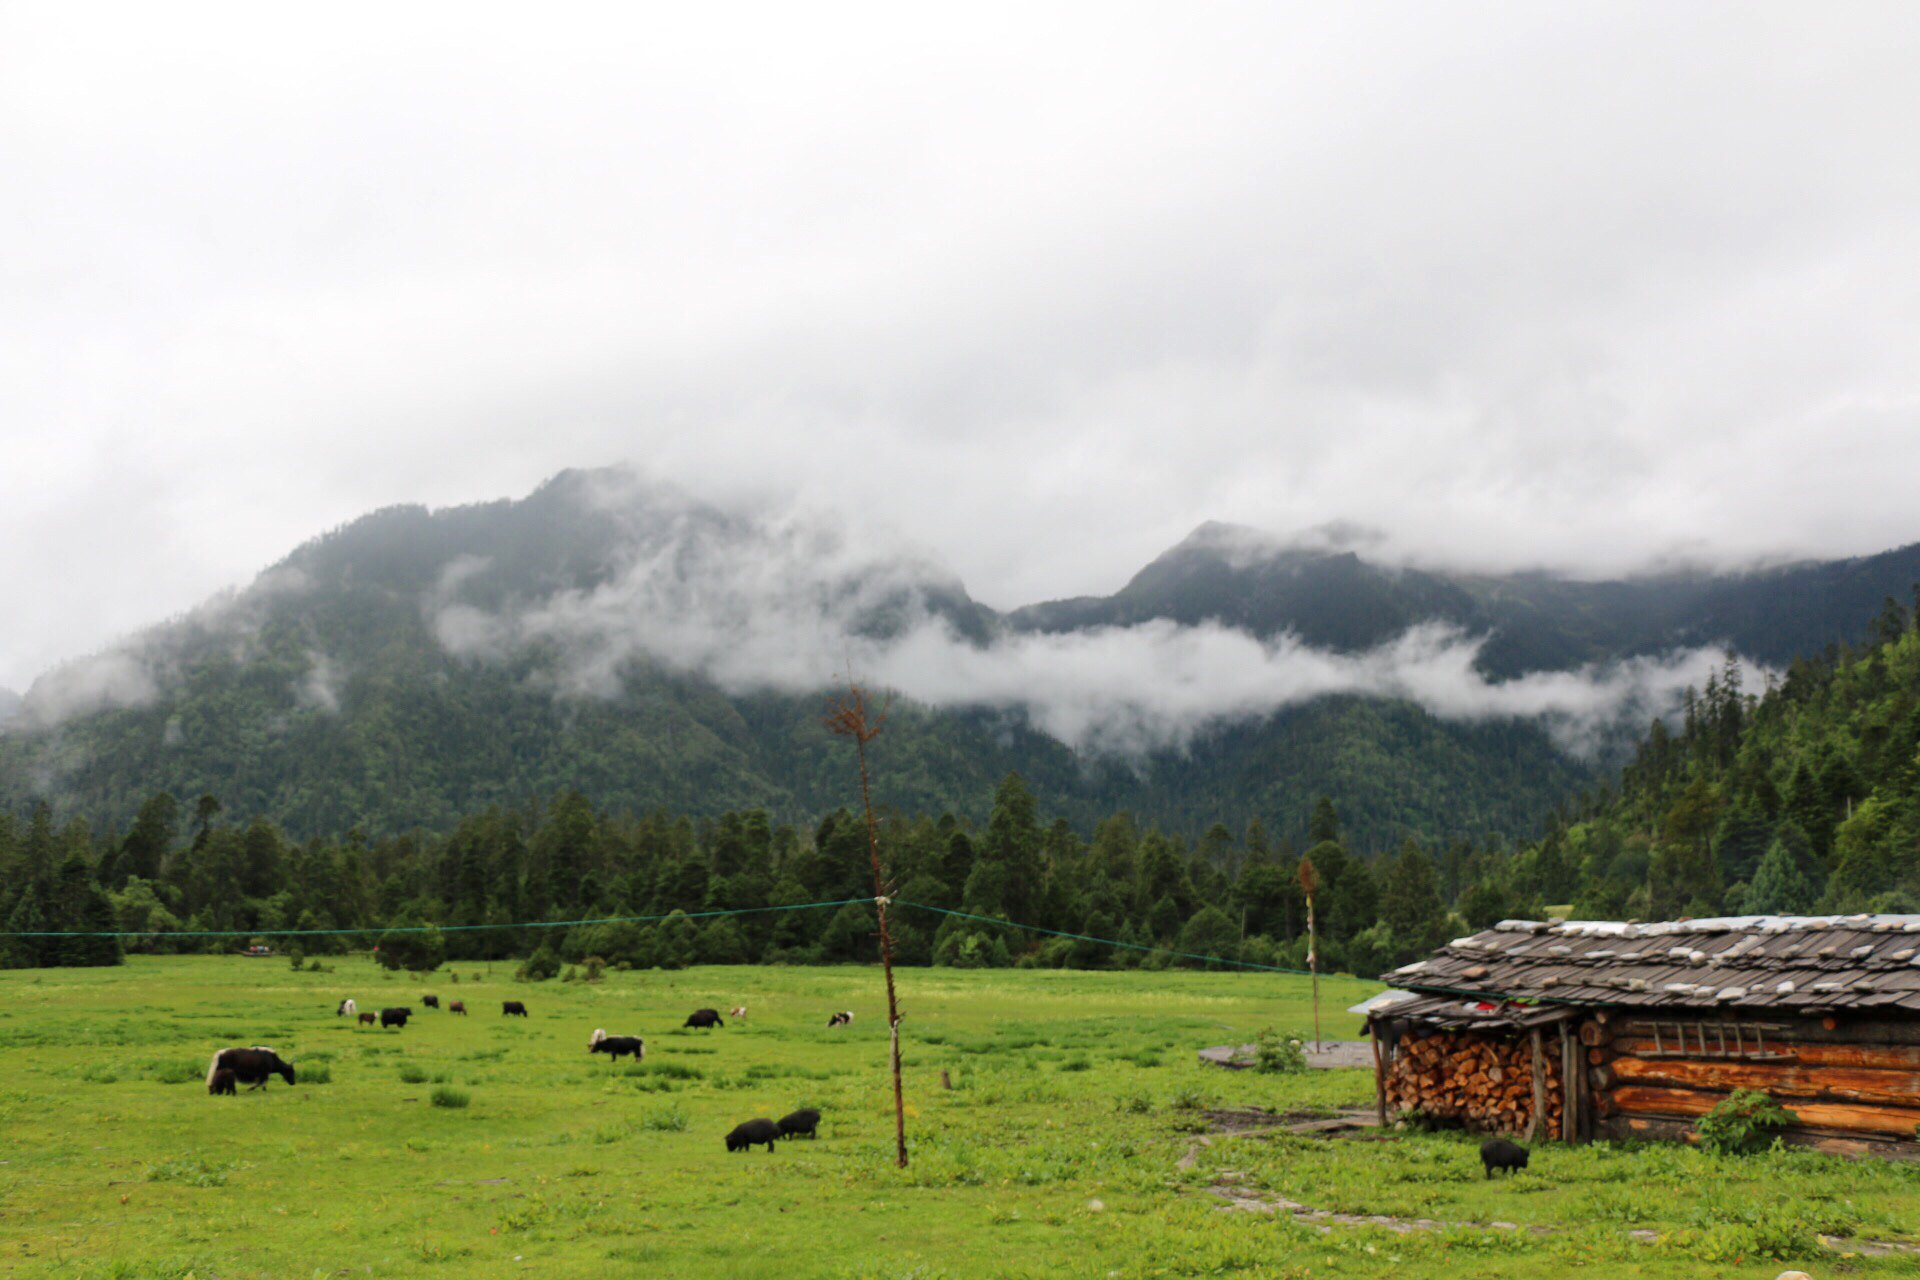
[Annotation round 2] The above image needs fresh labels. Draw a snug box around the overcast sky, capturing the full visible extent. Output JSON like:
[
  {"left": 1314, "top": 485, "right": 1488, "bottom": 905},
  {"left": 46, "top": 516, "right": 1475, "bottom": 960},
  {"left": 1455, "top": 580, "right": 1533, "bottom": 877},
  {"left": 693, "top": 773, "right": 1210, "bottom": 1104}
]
[{"left": 4, "top": 2, "right": 1919, "bottom": 691}]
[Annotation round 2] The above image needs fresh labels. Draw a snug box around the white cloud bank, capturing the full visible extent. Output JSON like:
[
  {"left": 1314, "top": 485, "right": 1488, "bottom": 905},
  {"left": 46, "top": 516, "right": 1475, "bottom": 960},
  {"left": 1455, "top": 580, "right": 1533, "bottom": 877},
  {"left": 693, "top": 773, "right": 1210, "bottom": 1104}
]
[{"left": 428, "top": 495, "right": 1728, "bottom": 756}]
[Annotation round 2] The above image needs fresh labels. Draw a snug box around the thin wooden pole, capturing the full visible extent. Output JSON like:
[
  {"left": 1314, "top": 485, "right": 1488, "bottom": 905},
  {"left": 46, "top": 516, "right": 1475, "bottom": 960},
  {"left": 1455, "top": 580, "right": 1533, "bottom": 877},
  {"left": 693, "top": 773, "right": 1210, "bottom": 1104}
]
[
  {"left": 826, "top": 684, "right": 907, "bottom": 1169},
  {"left": 1560, "top": 1022, "right": 1579, "bottom": 1143}
]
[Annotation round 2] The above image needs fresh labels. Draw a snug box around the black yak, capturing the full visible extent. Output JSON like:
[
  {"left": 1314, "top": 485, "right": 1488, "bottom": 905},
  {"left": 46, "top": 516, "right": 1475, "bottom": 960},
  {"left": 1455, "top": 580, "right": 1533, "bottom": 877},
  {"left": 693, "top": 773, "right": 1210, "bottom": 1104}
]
[
  {"left": 381, "top": 1007, "right": 412, "bottom": 1029},
  {"left": 588, "top": 1029, "right": 645, "bottom": 1063},
  {"left": 206, "top": 1047, "right": 295, "bottom": 1091},
  {"left": 726, "top": 1118, "right": 781, "bottom": 1152},
  {"left": 1480, "top": 1139, "right": 1529, "bottom": 1178},
  {"left": 449, "top": 1000, "right": 467, "bottom": 1015},
  {"left": 358, "top": 1011, "right": 376, "bottom": 1026},
  {"left": 422, "top": 994, "right": 440, "bottom": 1010},
  {"left": 778, "top": 1108, "right": 821, "bottom": 1139},
  {"left": 684, "top": 1008, "right": 723, "bottom": 1029},
  {"left": 502, "top": 1000, "right": 528, "bottom": 1017}
]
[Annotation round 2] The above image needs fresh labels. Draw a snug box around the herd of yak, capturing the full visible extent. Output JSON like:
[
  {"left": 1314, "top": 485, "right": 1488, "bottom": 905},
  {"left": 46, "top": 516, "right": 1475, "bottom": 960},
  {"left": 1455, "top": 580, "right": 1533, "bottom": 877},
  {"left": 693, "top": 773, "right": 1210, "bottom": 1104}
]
[{"left": 201, "top": 995, "right": 857, "bottom": 1152}]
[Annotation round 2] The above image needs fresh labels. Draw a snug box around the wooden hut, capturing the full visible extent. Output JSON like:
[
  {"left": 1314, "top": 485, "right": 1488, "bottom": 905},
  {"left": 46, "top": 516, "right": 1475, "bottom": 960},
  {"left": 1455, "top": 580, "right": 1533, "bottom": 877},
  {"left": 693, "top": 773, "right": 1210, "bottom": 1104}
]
[{"left": 1364, "top": 915, "right": 1920, "bottom": 1159}]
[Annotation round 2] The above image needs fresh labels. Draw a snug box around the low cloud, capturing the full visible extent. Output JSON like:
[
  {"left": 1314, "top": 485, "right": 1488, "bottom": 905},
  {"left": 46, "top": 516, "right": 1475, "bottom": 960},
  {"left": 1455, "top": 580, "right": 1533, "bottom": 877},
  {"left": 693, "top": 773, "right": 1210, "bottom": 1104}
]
[
  {"left": 16, "top": 649, "right": 162, "bottom": 729},
  {"left": 429, "top": 493, "right": 1729, "bottom": 757}
]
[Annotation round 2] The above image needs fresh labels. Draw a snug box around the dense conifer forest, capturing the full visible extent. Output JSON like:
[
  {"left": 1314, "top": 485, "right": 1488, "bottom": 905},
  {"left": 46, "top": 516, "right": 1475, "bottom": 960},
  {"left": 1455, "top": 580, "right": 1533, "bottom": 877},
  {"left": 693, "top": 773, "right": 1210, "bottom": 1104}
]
[{"left": 7, "top": 597, "right": 1918, "bottom": 975}]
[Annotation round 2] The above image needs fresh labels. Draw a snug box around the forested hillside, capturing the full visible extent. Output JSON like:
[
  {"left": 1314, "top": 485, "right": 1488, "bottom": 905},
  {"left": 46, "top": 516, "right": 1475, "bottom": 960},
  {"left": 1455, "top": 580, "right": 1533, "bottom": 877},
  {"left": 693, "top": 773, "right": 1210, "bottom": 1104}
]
[
  {"left": 1485, "top": 603, "right": 1920, "bottom": 921},
  {"left": 9, "top": 600, "right": 1920, "bottom": 975},
  {"left": 5, "top": 467, "right": 1920, "bottom": 856}
]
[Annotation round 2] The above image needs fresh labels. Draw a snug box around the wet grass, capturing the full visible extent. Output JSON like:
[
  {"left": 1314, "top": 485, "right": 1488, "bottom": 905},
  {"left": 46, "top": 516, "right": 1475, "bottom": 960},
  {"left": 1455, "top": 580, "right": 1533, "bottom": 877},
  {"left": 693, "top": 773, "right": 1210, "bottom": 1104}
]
[{"left": 0, "top": 957, "right": 1915, "bottom": 1278}]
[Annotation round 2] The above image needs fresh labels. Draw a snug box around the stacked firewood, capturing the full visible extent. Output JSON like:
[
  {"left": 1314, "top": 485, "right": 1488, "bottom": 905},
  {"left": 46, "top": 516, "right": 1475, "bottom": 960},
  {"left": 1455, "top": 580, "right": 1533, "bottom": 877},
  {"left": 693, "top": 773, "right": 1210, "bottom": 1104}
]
[{"left": 1384, "top": 1031, "right": 1562, "bottom": 1134}]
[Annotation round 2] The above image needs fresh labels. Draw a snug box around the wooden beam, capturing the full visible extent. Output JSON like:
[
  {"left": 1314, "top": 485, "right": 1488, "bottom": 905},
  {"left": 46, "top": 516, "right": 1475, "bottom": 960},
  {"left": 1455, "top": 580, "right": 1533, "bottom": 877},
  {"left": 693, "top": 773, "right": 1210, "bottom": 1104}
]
[
  {"left": 1560, "top": 1022, "right": 1580, "bottom": 1142},
  {"left": 1603, "top": 1037, "right": 1920, "bottom": 1072},
  {"left": 1605, "top": 1056, "right": 1920, "bottom": 1108},
  {"left": 1608, "top": 1085, "right": 1920, "bottom": 1138},
  {"left": 1528, "top": 1027, "right": 1547, "bottom": 1143},
  {"left": 1370, "top": 1020, "right": 1387, "bottom": 1129}
]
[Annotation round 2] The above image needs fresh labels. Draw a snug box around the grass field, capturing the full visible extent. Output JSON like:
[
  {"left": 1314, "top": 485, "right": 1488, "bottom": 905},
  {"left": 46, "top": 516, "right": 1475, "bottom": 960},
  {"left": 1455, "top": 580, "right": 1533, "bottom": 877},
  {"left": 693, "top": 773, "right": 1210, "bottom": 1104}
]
[{"left": 2, "top": 957, "right": 1917, "bottom": 1279}]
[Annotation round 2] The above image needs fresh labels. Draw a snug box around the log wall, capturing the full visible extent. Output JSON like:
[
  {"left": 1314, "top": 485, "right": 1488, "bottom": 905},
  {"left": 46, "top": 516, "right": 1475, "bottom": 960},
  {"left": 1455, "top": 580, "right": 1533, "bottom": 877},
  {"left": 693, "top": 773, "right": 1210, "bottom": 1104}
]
[{"left": 1583, "top": 1010, "right": 1920, "bottom": 1152}]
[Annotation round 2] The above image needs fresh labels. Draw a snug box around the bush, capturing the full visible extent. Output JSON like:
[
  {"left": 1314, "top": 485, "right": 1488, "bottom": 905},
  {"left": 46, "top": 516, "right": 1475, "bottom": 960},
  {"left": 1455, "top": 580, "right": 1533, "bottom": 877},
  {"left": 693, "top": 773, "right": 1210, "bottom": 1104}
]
[
  {"left": 399, "top": 1065, "right": 429, "bottom": 1083},
  {"left": 301, "top": 1062, "right": 332, "bottom": 1084},
  {"left": 430, "top": 1086, "right": 470, "bottom": 1109},
  {"left": 376, "top": 924, "right": 445, "bottom": 973},
  {"left": 1252, "top": 1028, "right": 1307, "bottom": 1073},
  {"left": 1695, "top": 1089, "right": 1796, "bottom": 1155},
  {"left": 581, "top": 955, "right": 607, "bottom": 982},
  {"left": 516, "top": 943, "right": 561, "bottom": 982}
]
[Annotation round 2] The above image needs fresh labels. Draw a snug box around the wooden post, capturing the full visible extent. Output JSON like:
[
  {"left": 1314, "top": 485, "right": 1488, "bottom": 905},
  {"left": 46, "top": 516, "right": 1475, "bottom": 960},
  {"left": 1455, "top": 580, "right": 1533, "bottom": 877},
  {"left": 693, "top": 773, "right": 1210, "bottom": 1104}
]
[
  {"left": 1299, "top": 859, "right": 1320, "bottom": 1052},
  {"left": 825, "top": 683, "right": 908, "bottom": 1169},
  {"left": 1559, "top": 1022, "right": 1579, "bottom": 1142},
  {"left": 1370, "top": 1020, "right": 1388, "bottom": 1128},
  {"left": 1528, "top": 1027, "right": 1547, "bottom": 1143}
]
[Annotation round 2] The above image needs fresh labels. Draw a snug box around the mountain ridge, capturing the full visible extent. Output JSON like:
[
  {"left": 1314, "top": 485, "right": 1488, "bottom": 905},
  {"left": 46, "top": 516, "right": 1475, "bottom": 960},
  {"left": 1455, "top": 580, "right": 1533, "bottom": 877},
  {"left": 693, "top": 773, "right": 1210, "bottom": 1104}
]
[{"left": 3, "top": 466, "right": 1916, "bottom": 848}]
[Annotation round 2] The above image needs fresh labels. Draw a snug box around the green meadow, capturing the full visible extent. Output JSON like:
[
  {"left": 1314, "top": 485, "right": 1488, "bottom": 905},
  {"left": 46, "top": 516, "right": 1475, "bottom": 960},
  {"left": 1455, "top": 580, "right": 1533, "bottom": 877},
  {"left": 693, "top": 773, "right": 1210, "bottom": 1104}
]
[{"left": 1, "top": 957, "right": 1916, "bottom": 1278}]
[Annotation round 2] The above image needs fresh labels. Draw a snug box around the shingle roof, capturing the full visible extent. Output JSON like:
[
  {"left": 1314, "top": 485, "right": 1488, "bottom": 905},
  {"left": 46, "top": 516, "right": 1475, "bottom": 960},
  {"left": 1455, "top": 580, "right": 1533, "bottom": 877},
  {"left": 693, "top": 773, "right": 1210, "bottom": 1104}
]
[{"left": 1379, "top": 915, "right": 1920, "bottom": 1020}]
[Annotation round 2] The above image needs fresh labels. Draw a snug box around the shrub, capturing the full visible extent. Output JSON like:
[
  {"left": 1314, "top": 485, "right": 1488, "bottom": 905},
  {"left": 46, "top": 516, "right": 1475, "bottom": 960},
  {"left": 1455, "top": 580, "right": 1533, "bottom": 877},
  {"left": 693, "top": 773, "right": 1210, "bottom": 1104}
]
[
  {"left": 399, "top": 1065, "right": 429, "bottom": 1084},
  {"left": 1252, "top": 1028, "right": 1307, "bottom": 1074},
  {"left": 301, "top": 1061, "right": 332, "bottom": 1084},
  {"left": 581, "top": 955, "right": 607, "bottom": 982},
  {"left": 642, "top": 1105, "right": 689, "bottom": 1132},
  {"left": 376, "top": 924, "right": 445, "bottom": 973},
  {"left": 1695, "top": 1089, "right": 1796, "bottom": 1155},
  {"left": 516, "top": 944, "right": 561, "bottom": 982},
  {"left": 429, "top": 1086, "right": 470, "bottom": 1109}
]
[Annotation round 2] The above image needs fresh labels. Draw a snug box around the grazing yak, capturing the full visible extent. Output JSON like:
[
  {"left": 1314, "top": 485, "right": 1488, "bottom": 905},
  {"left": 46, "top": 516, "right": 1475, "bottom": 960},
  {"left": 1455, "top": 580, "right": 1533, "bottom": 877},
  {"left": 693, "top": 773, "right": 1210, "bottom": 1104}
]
[
  {"left": 358, "top": 1011, "right": 376, "bottom": 1026},
  {"left": 684, "top": 1008, "right": 724, "bottom": 1029},
  {"left": 725, "top": 1118, "right": 782, "bottom": 1152},
  {"left": 381, "top": 1007, "right": 412, "bottom": 1029},
  {"left": 502, "top": 1001, "right": 529, "bottom": 1017},
  {"left": 729, "top": 1006, "right": 747, "bottom": 1019},
  {"left": 422, "top": 994, "right": 440, "bottom": 1010},
  {"left": 206, "top": 1047, "right": 295, "bottom": 1092},
  {"left": 777, "top": 1108, "right": 820, "bottom": 1140},
  {"left": 207, "top": 1068, "right": 238, "bottom": 1096},
  {"left": 337, "top": 998, "right": 356, "bottom": 1017},
  {"left": 827, "top": 1011, "right": 854, "bottom": 1028},
  {"left": 449, "top": 1000, "right": 467, "bottom": 1015},
  {"left": 1480, "top": 1139, "right": 1529, "bottom": 1178},
  {"left": 588, "top": 1029, "right": 645, "bottom": 1063}
]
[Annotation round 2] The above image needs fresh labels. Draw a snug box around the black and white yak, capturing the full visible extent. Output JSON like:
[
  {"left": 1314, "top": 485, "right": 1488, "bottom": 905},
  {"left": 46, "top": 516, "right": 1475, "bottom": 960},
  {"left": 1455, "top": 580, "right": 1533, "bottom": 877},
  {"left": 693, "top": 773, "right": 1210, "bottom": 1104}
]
[
  {"left": 337, "top": 998, "right": 356, "bottom": 1017},
  {"left": 827, "top": 1011, "right": 854, "bottom": 1028},
  {"left": 206, "top": 1046, "right": 295, "bottom": 1092},
  {"left": 588, "top": 1029, "right": 646, "bottom": 1063}
]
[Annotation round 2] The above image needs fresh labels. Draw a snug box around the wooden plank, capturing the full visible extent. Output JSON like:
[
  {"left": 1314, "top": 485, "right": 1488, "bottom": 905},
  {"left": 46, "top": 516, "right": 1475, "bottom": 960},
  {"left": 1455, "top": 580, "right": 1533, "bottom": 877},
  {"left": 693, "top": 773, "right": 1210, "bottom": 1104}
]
[
  {"left": 1605, "top": 1037, "right": 1920, "bottom": 1072},
  {"left": 1607, "top": 1056, "right": 1920, "bottom": 1108},
  {"left": 1608, "top": 1085, "right": 1920, "bottom": 1138},
  {"left": 1370, "top": 1021, "right": 1387, "bottom": 1129}
]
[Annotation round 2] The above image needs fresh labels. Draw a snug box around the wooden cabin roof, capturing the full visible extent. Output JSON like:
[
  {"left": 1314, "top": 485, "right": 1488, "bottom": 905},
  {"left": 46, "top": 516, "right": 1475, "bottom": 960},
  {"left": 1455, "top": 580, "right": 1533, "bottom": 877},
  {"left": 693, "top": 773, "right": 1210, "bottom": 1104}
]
[{"left": 1377, "top": 915, "right": 1920, "bottom": 1028}]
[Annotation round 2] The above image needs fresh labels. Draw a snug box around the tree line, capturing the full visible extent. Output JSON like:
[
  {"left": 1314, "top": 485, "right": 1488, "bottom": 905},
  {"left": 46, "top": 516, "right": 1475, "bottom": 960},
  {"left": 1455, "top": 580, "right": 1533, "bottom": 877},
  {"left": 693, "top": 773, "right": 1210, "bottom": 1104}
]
[{"left": 0, "top": 779, "right": 1486, "bottom": 978}]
